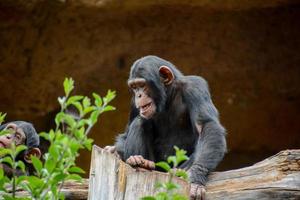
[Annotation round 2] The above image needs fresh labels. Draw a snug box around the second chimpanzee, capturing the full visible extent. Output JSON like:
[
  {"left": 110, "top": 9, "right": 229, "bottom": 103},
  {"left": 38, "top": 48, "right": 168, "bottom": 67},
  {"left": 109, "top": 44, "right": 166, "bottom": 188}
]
[
  {"left": 105, "top": 56, "right": 226, "bottom": 199},
  {"left": 0, "top": 121, "right": 41, "bottom": 177}
]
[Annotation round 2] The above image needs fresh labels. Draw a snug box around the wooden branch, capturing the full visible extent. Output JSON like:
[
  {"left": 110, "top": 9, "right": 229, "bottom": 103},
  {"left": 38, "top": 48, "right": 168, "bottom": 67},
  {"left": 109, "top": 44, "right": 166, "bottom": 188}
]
[
  {"left": 205, "top": 149, "right": 300, "bottom": 199},
  {"left": 15, "top": 147, "right": 300, "bottom": 199}
]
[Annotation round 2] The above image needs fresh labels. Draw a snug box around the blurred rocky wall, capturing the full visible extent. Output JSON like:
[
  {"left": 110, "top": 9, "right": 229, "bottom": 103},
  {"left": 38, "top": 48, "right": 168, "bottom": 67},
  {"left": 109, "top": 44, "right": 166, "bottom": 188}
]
[{"left": 0, "top": 0, "right": 299, "bottom": 173}]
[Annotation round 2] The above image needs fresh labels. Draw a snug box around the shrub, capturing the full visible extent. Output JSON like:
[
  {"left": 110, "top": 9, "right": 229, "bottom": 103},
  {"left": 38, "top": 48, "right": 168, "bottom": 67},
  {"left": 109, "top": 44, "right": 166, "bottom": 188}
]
[{"left": 0, "top": 78, "right": 116, "bottom": 200}]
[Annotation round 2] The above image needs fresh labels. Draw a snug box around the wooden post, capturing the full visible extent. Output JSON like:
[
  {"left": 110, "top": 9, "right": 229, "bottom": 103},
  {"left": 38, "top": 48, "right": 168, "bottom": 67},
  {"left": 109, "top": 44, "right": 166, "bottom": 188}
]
[{"left": 88, "top": 145, "right": 189, "bottom": 200}]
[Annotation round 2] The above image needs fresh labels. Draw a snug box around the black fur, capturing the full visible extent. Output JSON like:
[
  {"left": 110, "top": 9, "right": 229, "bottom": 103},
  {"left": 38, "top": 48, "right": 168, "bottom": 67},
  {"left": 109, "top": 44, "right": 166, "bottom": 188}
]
[{"left": 115, "top": 56, "right": 227, "bottom": 185}]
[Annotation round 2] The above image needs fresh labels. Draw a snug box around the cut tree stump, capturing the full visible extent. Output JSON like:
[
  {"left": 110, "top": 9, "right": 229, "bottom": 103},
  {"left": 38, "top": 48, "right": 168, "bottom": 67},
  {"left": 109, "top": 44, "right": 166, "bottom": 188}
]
[{"left": 20, "top": 145, "right": 297, "bottom": 199}]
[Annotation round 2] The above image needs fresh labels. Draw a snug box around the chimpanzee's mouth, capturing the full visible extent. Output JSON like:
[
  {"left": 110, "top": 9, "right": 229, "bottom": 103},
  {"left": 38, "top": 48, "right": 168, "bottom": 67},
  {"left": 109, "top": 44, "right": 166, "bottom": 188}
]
[
  {"left": 140, "top": 102, "right": 152, "bottom": 114},
  {"left": 0, "top": 141, "right": 6, "bottom": 148}
]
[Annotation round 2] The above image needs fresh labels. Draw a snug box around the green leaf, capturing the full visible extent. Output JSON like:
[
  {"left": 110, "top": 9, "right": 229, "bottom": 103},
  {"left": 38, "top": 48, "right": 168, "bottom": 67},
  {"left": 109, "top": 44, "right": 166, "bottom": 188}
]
[
  {"left": 83, "top": 106, "right": 96, "bottom": 115},
  {"left": 16, "top": 175, "right": 27, "bottom": 185},
  {"left": 90, "top": 111, "right": 100, "bottom": 125},
  {"left": 70, "top": 102, "right": 83, "bottom": 117},
  {"left": 0, "top": 148, "right": 11, "bottom": 157},
  {"left": 165, "top": 182, "right": 179, "bottom": 191},
  {"left": 82, "top": 97, "right": 91, "bottom": 109},
  {"left": 27, "top": 176, "right": 44, "bottom": 189},
  {"left": 0, "top": 167, "right": 3, "bottom": 179},
  {"left": 0, "top": 129, "right": 11, "bottom": 137},
  {"left": 16, "top": 145, "right": 27, "bottom": 156},
  {"left": 16, "top": 160, "right": 26, "bottom": 173},
  {"left": 45, "top": 158, "right": 56, "bottom": 173},
  {"left": 174, "top": 146, "right": 188, "bottom": 165},
  {"left": 167, "top": 156, "right": 177, "bottom": 167},
  {"left": 53, "top": 173, "right": 67, "bottom": 183},
  {"left": 155, "top": 162, "right": 171, "bottom": 172},
  {"left": 154, "top": 182, "right": 164, "bottom": 189},
  {"left": 3, "top": 195, "right": 15, "bottom": 200},
  {"left": 103, "top": 105, "right": 116, "bottom": 112},
  {"left": 74, "top": 127, "right": 85, "bottom": 140},
  {"left": 59, "top": 192, "right": 66, "bottom": 200},
  {"left": 175, "top": 169, "right": 188, "bottom": 180},
  {"left": 68, "top": 166, "right": 85, "bottom": 174},
  {"left": 39, "top": 132, "right": 50, "bottom": 141},
  {"left": 172, "top": 194, "right": 188, "bottom": 200},
  {"left": 1, "top": 157, "right": 13, "bottom": 167},
  {"left": 104, "top": 90, "right": 116, "bottom": 104},
  {"left": 66, "top": 95, "right": 84, "bottom": 106},
  {"left": 176, "top": 155, "right": 189, "bottom": 165},
  {"left": 84, "top": 138, "right": 93, "bottom": 150},
  {"left": 63, "top": 77, "right": 74, "bottom": 97},
  {"left": 49, "top": 145, "right": 59, "bottom": 159},
  {"left": 31, "top": 156, "right": 43, "bottom": 175},
  {"left": 67, "top": 174, "right": 82, "bottom": 182},
  {"left": 92, "top": 93, "right": 102, "bottom": 107},
  {"left": 55, "top": 112, "right": 65, "bottom": 127},
  {"left": 141, "top": 197, "right": 157, "bottom": 200},
  {"left": 63, "top": 113, "right": 77, "bottom": 128},
  {"left": 0, "top": 112, "right": 6, "bottom": 125},
  {"left": 156, "top": 192, "right": 168, "bottom": 200},
  {"left": 70, "top": 141, "right": 81, "bottom": 154}
]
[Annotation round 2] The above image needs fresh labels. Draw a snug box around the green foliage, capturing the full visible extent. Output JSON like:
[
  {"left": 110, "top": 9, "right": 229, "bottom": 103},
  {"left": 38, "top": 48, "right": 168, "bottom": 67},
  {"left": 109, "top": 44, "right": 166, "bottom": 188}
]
[
  {"left": 0, "top": 78, "right": 116, "bottom": 199},
  {"left": 0, "top": 112, "right": 6, "bottom": 125},
  {"left": 141, "top": 147, "right": 189, "bottom": 200}
]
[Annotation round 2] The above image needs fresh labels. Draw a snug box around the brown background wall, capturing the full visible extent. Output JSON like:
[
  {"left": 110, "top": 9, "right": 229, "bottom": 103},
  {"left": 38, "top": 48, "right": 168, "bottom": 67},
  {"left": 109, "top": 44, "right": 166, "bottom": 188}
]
[{"left": 0, "top": 0, "right": 299, "bottom": 173}]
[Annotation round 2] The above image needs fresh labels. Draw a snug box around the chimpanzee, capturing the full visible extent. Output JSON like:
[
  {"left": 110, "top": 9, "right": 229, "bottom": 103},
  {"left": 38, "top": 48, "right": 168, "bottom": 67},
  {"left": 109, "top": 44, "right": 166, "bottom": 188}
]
[
  {"left": 105, "top": 56, "right": 226, "bottom": 199},
  {"left": 0, "top": 121, "right": 41, "bottom": 177}
]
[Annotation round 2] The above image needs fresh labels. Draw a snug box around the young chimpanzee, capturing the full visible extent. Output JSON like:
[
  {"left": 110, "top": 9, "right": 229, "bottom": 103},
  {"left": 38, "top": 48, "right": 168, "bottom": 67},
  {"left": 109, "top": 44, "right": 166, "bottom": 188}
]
[
  {"left": 0, "top": 121, "right": 41, "bottom": 177},
  {"left": 105, "top": 56, "right": 227, "bottom": 199}
]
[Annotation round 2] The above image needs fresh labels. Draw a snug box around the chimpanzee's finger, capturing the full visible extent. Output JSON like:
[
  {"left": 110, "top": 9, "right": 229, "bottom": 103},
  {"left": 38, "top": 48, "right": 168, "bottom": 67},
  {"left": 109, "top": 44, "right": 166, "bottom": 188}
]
[
  {"left": 200, "top": 187, "right": 206, "bottom": 200},
  {"left": 144, "top": 160, "right": 155, "bottom": 169},
  {"left": 133, "top": 155, "right": 144, "bottom": 166},
  {"left": 126, "top": 156, "right": 137, "bottom": 166}
]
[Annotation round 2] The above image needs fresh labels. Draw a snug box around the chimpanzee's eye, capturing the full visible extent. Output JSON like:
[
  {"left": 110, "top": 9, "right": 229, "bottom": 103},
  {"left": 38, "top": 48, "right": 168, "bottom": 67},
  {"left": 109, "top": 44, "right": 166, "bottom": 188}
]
[
  {"left": 131, "top": 85, "right": 137, "bottom": 90},
  {"left": 138, "top": 82, "right": 145, "bottom": 88}
]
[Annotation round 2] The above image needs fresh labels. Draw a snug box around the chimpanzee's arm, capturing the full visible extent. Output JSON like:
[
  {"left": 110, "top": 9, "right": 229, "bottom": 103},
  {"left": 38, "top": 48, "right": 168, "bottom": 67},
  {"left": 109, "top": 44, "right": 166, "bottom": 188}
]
[
  {"left": 115, "top": 116, "right": 150, "bottom": 161},
  {"left": 184, "top": 76, "right": 227, "bottom": 185},
  {"left": 189, "top": 121, "right": 226, "bottom": 185}
]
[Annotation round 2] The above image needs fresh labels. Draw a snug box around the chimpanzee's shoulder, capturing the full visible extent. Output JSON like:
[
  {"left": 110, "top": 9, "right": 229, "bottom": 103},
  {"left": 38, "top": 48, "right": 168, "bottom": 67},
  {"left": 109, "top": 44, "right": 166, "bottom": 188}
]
[{"left": 179, "top": 75, "right": 209, "bottom": 91}]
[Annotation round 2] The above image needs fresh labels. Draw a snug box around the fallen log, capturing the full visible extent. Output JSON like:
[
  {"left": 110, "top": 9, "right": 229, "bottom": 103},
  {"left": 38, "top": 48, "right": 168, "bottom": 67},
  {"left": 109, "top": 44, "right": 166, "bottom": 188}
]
[
  {"left": 16, "top": 146, "right": 300, "bottom": 199},
  {"left": 84, "top": 145, "right": 300, "bottom": 200}
]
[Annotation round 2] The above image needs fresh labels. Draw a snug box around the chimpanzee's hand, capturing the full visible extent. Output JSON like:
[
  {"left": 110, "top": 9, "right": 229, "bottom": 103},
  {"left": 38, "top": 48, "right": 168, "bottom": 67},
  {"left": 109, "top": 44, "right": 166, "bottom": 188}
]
[
  {"left": 190, "top": 183, "right": 206, "bottom": 200},
  {"left": 103, "top": 146, "right": 120, "bottom": 158},
  {"left": 126, "top": 155, "right": 155, "bottom": 170}
]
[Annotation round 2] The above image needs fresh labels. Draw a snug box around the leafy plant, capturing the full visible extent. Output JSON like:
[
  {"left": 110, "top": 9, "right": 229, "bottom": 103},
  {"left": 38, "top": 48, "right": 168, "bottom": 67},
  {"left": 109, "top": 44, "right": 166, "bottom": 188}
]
[
  {"left": 0, "top": 78, "right": 116, "bottom": 199},
  {"left": 141, "top": 146, "right": 189, "bottom": 200}
]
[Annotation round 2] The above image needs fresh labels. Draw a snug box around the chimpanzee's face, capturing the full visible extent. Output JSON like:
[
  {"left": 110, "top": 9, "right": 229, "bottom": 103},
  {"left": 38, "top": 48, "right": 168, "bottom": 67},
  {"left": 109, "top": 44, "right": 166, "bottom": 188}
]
[
  {"left": 0, "top": 123, "right": 26, "bottom": 148},
  {"left": 128, "top": 78, "right": 157, "bottom": 119}
]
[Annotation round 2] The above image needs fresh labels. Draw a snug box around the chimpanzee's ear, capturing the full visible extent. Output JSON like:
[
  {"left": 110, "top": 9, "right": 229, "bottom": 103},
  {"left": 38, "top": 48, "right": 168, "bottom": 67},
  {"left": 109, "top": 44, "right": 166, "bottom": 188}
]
[
  {"left": 159, "top": 66, "right": 174, "bottom": 85},
  {"left": 24, "top": 148, "right": 41, "bottom": 163}
]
